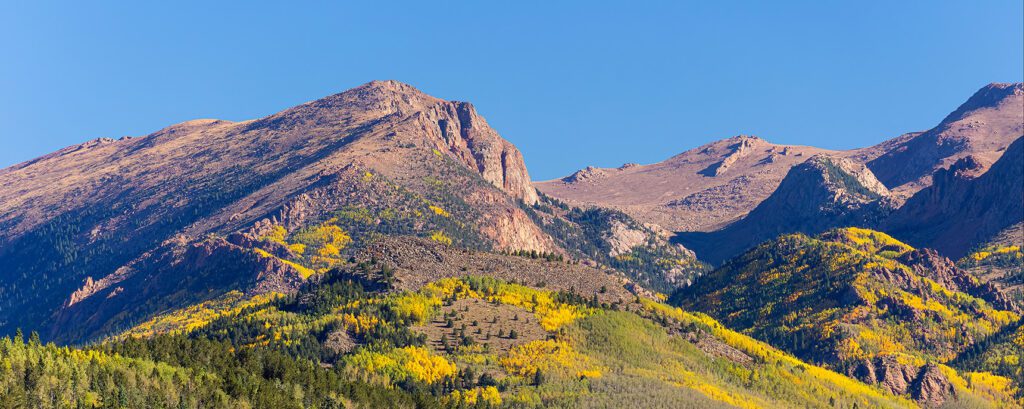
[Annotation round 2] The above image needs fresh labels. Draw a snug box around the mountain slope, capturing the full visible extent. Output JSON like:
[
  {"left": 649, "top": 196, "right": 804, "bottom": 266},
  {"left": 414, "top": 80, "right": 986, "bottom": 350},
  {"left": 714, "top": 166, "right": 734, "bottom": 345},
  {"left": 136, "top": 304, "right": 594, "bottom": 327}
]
[
  {"left": 671, "top": 228, "right": 1019, "bottom": 406},
  {"left": 538, "top": 83, "right": 1023, "bottom": 237},
  {"left": 85, "top": 271, "right": 928, "bottom": 408},
  {"left": 0, "top": 80, "right": 545, "bottom": 342},
  {"left": 675, "top": 155, "right": 894, "bottom": 265},
  {"left": 536, "top": 135, "right": 836, "bottom": 232},
  {"left": 0, "top": 80, "right": 702, "bottom": 344},
  {"left": 883, "top": 136, "right": 1024, "bottom": 260},
  {"left": 862, "top": 83, "right": 1023, "bottom": 198}
]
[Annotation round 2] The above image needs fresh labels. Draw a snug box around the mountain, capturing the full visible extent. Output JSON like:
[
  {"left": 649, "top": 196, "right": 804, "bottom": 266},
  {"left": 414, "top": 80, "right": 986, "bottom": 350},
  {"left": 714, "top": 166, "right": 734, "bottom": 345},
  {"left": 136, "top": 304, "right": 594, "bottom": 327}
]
[
  {"left": 861, "top": 83, "right": 1024, "bottom": 199},
  {"left": 0, "top": 80, "right": 700, "bottom": 343},
  {"left": 538, "top": 83, "right": 1022, "bottom": 235},
  {"left": 2, "top": 79, "right": 1021, "bottom": 408},
  {"left": 674, "top": 155, "right": 894, "bottom": 264},
  {"left": 671, "top": 228, "right": 1019, "bottom": 406},
  {"left": 883, "top": 136, "right": 1024, "bottom": 260},
  {"left": 535, "top": 135, "right": 836, "bottom": 232}
]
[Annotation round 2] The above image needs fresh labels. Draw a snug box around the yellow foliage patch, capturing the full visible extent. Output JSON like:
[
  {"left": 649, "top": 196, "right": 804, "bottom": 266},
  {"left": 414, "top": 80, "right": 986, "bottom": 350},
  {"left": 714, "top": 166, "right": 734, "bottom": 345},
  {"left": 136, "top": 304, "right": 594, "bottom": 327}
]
[
  {"left": 391, "top": 277, "right": 591, "bottom": 331},
  {"left": 287, "top": 243, "right": 306, "bottom": 255},
  {"left": 262, "top": 225, "right": 288, "bottom": 244},
  {"left": 500, "top": 340, "right": 585, "bottom": 377},
  {"left": 447, "top": 386, "right": 502, "bottom": 406},
  {"left": 346, "top": 346, "right": 457, "bottom": 384},
  {"left": 120, "top": 291, "right": 281, "bottom": 339},
  {"left": 429, "top": 230, "right": 452, "bottom": 245},
  {"left": 428, "top": 205, "right": 450, "bottom": 218}
]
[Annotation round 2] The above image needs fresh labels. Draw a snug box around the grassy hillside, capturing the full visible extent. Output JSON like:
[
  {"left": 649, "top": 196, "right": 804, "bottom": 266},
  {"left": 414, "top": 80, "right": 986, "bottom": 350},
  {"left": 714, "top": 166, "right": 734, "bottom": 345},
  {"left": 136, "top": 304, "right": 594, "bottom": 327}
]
[{"left": 671, "top": 228, "right": 1020, "bottom": 406}]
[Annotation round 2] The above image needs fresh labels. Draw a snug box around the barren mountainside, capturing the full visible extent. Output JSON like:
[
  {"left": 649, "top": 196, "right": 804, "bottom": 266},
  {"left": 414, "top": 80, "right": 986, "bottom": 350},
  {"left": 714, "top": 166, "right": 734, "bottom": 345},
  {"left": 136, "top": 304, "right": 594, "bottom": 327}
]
[
  {"left": 862, "top": 83, "right": 1024, "bottom": 199},
  {"left": 0, "top": 80, "right": 699, "bottom": 343},
  {"left": 536, "top": 135, "right": 836, "bottom": 232},
  {"left": 539, "top": 83, "right": 1024, "bottom": 236}
]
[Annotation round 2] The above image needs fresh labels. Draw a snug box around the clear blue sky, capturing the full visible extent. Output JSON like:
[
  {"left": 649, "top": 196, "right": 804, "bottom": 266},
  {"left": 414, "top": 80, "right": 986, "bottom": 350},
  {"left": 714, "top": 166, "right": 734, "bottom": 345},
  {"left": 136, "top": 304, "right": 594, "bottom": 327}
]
[{"left": 1, "top": 1, "right": 1021, "bottom": 180}]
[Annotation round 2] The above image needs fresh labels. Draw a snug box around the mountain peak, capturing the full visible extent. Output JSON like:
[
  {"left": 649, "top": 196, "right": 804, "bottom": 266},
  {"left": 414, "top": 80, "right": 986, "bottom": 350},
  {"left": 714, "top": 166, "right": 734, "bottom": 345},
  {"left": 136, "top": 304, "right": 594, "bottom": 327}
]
[
  {"left": 941, "top": 82, "right": 1024, "bottom": 125},
  {"left": 865, "top": 82, "right": 1023, "bottom": 195},
  {"left": 272, "top": 80, "right": 441, "bottom": 121},
  {"left": 353, "top": 79, "right": 425, "bottom": 94}
]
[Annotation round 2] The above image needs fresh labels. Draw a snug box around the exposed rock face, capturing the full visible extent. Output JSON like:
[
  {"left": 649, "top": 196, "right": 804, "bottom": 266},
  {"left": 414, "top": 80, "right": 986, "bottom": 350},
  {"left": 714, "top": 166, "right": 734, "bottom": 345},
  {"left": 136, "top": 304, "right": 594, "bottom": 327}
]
[
  {"left": 477, "top": 206, "right": 557, "bottom": 252},
  {"left": 323, "top": 329, "right": 357, "bottom": 354},
  {"left": 864, "top": 83, "right": 1024, "bottom": 198},
  {"left": 414, "top": 100, "right": 538, "bottom": 205},
  {"left": 537, "top": 135, "right": 835, "bottom": 232},
  {"left": 605, "top": 220, "right": 649, "bottom": 257},
  {"left": 898, "top": 248, "right": 1016, "bottom": 311},
  {"left": 676, "top": 155, "right": 894, "bottom": 264},
  {"left": 912, "top": 364, "right": 955, "bottom": 407},
  {"left": 852, "top": 357, "right": 954, "bottom": 407},
  {"left": 884, "top": 136, "right": 1024, "bottom": 259},
  {"left": 699, "top": 135, "right": 759, "bottom": 176},
  {"left": 561, "top": 166, "right": 608, "bottom": 184},
  {"left": 874, "top": 356, "right": 918, "bottom": 396}
]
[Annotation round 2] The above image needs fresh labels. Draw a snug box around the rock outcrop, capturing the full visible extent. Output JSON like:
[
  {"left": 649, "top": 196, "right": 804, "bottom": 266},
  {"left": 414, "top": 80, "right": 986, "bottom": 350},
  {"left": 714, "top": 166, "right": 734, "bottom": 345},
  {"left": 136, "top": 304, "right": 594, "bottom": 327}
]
[
  {"left": 852, "top": 357, "right": 955, "bottom": 407},
  {"left": 898, "top": 248, "right": 1016, "bottom": 311},
  {"left": 699, "top": 135, "right": 760, "bottom": 176},
  {"left": 415, "top": 99, "right": 539, "bottom": 205}
]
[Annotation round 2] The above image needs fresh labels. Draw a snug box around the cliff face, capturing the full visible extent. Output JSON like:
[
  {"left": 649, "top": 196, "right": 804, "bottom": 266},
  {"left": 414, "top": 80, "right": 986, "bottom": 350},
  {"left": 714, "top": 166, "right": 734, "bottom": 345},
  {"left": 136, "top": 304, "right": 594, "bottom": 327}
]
[
  {"left": 675, "top": 155, "right": 894, "bottom": 264},
  {"left": 884, "top": 136, "right": 1024, "bottom": 259},
  {"left": 420, "top": 101, "right": 539, "bottom": 205}
]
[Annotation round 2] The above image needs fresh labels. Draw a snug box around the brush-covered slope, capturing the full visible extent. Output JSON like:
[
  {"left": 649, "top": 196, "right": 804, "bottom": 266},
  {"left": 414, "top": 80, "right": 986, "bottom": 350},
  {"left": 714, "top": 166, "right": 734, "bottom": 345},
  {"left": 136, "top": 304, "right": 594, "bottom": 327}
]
[
  {"left": 884, "top": 136, "right": 1024, "bottom": 260},
  {"left": 536, "top": 135, "right": 836, "bottom": 232},
  {"left": 0, "top": 80, "right": 701, "bottom": 344},
  {"left": 672, "top": 228, "right": 1019, "bottom": 406},
  {"left": 950, "top": 320, "right": 1024, "bottom": 391},
  {"left": 52, "top": 270, "right": 935, "bottom": 409},
  {"left": 958, "top": 223, "right": 1023, "bottom": 302},
  {"left": 675, "top": 156, "right": 894, "bottom": 265},
  {"left": 862, "top": 83, "right": 1024, "bottom": 199}
]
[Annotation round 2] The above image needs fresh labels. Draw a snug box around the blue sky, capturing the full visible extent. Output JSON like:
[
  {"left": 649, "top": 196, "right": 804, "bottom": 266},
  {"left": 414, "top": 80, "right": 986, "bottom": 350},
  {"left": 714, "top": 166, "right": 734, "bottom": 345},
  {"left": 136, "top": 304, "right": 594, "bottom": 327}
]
[{"left": 1, "top": 1, "right": 1021, "bottom": 180}]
